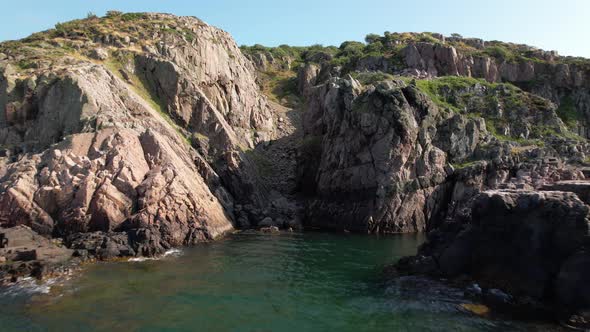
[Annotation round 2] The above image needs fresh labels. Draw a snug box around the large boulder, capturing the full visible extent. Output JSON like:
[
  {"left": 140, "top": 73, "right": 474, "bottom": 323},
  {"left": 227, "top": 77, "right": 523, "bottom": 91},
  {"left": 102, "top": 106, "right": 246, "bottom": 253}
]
[{"left": 0, "top": 226, "right": 74, "bottom": 283}]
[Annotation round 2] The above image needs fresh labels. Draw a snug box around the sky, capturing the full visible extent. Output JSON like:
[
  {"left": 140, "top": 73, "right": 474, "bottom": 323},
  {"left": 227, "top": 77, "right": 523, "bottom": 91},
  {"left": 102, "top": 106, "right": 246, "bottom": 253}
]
[{"left": 0, "top": 0, "right": 589, "bottom": 58}]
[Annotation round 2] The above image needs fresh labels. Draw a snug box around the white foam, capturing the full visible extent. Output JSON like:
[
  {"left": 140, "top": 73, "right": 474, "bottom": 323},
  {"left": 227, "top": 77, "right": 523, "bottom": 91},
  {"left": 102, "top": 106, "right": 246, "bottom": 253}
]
[
  {"left": 128, "top": 248, "right": 183, "bottom": 262},
  {"left": 3, "top": 277, "right": 56, "bottom": 296}
]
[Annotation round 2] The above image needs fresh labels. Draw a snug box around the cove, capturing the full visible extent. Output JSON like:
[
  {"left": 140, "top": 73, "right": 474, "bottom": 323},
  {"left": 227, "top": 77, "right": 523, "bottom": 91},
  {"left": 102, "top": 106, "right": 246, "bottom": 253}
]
[{"left": 0, "top": 232, "right": 563, "bottom": 331}]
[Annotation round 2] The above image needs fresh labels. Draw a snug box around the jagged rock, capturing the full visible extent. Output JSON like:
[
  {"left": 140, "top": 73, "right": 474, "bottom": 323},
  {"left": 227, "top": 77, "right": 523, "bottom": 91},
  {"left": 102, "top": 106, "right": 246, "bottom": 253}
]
[
  {"left": 0, "top": 14, "right": 283, "bottom": 257},
  {"left": 0, "top": 226, "right": 74, "bottom": 283},
  {"left": 297, "top": 63, "right": 320, "bottom": 96},
  {"left": 395, "top": 189, "right": 590, "bottom": 317},
  {"left": 302, "top": 78, "right": 450, "bottom": 232},
  {"left": 260, "top": 226, "right": 280, "bottom": 234},
  {"left": 66, "top": 231, "right": 136, "bottom": 259},
  {"left": 542, "top": 181, "right": 590, "bottom": 204},
  {"left": 434, "top": 114, "right": 487, "bottom": 162}
]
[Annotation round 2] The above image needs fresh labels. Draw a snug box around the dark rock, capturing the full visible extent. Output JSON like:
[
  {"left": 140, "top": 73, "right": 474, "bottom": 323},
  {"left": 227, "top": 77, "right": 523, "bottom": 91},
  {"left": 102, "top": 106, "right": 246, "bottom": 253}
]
[
  {"left": 542, "top": 181, "right": 590, "bottom": 204},
  {"left": 258, "top": 217, "right": 275, "bottom": 228},
  {"left": 0, "top": 226, "right": 74, "bottom": 283},
  {"left": 484, "top": 289, "right": 513, "bottom": 307},
  {"left": 260, "top": 226, "right": 280, "bottom": 234},
  {"left": 395, "top": 189, "right": 590, "bottom": 318},
  {"left": 555, "top": 250, "right": 590, "bottom": 309},
  {"left": 465, "top": 283, "right": 483, "bottom": 298}
]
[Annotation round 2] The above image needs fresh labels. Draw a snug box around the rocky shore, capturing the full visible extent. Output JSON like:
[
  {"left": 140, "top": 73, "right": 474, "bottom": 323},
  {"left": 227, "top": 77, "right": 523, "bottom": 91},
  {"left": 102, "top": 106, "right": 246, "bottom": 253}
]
[{"left": 391, "top": 185, "right": 590, "bottom": 328}]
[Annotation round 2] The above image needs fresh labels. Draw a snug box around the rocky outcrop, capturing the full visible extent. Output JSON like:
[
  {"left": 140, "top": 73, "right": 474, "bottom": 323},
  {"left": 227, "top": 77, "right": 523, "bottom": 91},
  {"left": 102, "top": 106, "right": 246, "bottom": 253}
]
[
  {"left": 301, "top": 78, "right": 452, "bottom": 232},
  {"left": 0, "top": 13, "right": 282, "bottom": 260},
  {"left": 396, "top": 42, "right": 590, "bottom": 137},
  {"left": 394, "top": 189, "right": 590, "bottom": 323},
  {"left": 0, "top": 64, "right": 234, "bottom": 252},
  {"left": 0, "top": 226, "right": 74, "bottom": 283},
  {"left": 542, "top": 180, "right": 590, "bottom": 204},
  {"left": 298, "top": 71, "right": 589, "bottom": 234}
]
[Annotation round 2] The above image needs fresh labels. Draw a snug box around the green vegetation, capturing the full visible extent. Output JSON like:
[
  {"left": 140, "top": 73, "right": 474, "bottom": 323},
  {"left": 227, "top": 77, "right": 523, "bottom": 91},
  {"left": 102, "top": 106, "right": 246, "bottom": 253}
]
[
  {"left": 0, "top": 12, "right": 197, "bottom": 68},
  {"left": 104, "top": 50, "right": 191, "bottom": 145},
  {"left": 412, "top": 76, "right": 499, "bottom": 112},
  {"left": 242, "top": 30, "right": 590, "bottom": 86},
  {"left": 407, "top": 76, "right": 579, "bottom": 144},
  {"left": 556, "top": 95, "right": 582, "bottom": 127},
  {"left": 256, "top": 70, "right": 300, "bottom": 107},
  {"left": 451, "top": 160, "right": 482, "bottom": 170},
  {"left": 244, "top": 149, "right": 273, "bottom": 176},
  {"left": 350, "top": 71, "right": 395, "bottom": 85}
]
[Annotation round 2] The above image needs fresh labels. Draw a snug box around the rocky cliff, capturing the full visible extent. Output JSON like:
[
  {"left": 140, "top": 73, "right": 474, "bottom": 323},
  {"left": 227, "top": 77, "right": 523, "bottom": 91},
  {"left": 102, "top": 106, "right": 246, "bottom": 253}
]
[
  {"left": 242, "top": 33, "right": 590, "bottom": 234},
  {"left": 0, "top": 12, "right": 283, "bottom": 260}
]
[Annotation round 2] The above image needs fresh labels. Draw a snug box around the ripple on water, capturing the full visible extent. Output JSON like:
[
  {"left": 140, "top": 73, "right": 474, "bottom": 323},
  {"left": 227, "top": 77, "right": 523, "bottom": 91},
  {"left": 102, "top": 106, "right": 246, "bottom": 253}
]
[{"left": 0, "top": 232, "right": 568, "bottom": 332}]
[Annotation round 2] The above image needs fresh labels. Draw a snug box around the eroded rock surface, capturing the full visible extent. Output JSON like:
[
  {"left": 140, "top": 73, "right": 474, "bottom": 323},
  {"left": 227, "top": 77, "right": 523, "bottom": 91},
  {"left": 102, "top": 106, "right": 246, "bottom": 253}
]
[
  {"left": 394, "top": 189, "right": 590, "bottom": 322},
  {"left": 0, "top": 13, "right": 283, "bottom": 261},
  {"left": 0, "top": 226, "right": 74, "bottom": 283}
]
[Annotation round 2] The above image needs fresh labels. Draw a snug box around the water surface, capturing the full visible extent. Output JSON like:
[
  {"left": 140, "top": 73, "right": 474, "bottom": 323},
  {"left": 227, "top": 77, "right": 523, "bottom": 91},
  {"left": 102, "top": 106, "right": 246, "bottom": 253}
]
[{"left": 0, "top": 232, "right": 561, "bottom": 331}]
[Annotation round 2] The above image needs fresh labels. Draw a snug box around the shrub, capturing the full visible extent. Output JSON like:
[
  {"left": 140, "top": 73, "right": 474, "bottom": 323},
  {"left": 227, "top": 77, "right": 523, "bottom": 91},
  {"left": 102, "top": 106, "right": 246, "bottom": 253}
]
[
  {"left": 54, "top": 22, "right": 68, "bottom": 37},
  {"left": 106, "top": 10, "right": 123, "bottom": 18},
  {"left": 351, "top": 71, "right": 395, "bottom": 85},
  {"left": 365, "top": 33, "right": 381, "bottom": 44},
  {"left": 482, "top": 45, "right": 511, "bottom": 61},
  {"left": 364, "top": 41, "right": 384, "bottom": 54},
  {"left": 338, "top": 41, "right": 365, "bottom": 57},
  {"left": 121, "top": 13, "right": 146, "bottom": 21}
]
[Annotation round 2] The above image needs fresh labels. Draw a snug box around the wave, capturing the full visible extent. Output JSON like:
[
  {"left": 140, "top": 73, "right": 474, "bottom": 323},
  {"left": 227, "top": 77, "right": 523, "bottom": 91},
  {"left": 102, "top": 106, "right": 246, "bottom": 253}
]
[
  {"left": 1, "top": 270, "right": 75, "bottom": 297},
  {"left": 128, "top": 248, "right": 183, "bottom": 262}
]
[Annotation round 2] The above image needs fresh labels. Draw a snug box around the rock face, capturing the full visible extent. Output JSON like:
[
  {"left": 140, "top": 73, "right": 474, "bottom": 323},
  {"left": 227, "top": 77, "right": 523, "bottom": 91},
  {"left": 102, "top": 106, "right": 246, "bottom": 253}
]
[
  {"left": 396, "top": 42, "right": 590, "bottom": 137},
  {"left": 395, "top": 189, "right": 590, "bottom": 318},
  {"left": 0, "top": 63, "right": 234, "bottom": 253},
  {"left": 0, "top": 226, "right": 74, "bottom": 283},
  {"left": 0, "top": 13, "right": 280, "bottom": 258},
  {"left": 298, "top": 71, "right": 589, "bottom": 233},
  {"left": 301, "top": 78, "right": 450, "bottom": 232}
]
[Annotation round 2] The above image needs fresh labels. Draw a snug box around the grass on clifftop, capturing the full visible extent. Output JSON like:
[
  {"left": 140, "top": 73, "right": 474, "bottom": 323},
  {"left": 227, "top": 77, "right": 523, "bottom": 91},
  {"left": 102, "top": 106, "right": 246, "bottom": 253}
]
[{"left": 0, "top": 12, "right": 199, "bottom": 73}]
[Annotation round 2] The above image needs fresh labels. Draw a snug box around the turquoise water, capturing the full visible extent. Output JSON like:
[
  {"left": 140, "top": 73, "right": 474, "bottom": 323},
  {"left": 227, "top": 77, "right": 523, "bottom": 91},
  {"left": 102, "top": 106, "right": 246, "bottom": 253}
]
[{"left": 0, "top": 232, "right": 561, "bottom": 331}]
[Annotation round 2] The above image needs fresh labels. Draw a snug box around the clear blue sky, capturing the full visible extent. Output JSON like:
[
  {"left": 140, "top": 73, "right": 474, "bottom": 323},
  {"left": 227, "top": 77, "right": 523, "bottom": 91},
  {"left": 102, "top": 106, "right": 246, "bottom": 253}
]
[{"left": 1, "top": 0, "right": 589, "bottom": 58}]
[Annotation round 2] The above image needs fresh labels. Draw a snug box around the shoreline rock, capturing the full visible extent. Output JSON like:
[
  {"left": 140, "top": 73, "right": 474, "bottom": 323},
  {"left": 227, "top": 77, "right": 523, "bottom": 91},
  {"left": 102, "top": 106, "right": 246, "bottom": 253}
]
[{"left": 391, "top": 188, "right": 590, "bottom": 326}]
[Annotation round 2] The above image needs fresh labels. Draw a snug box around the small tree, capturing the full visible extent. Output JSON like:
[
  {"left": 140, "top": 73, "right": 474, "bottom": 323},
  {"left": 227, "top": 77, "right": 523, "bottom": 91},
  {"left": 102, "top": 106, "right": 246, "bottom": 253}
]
[
  {"left": 365, "top": 33, "right": 381, "bottom": 44},
  {"left": 54, "top": 22, "right": 67, "bottom": 37},
  {"left": 451, "top": 33, "right": 463, "bottom": 39},
  {"left": 365, "top": 41, "right": 384, "bottom": 54},
  {"left": 106, "top": 10, "right": 123, "bottom": 18},
  {"left": 87, "top": 12, "right": 98, "bottom": 19}
]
